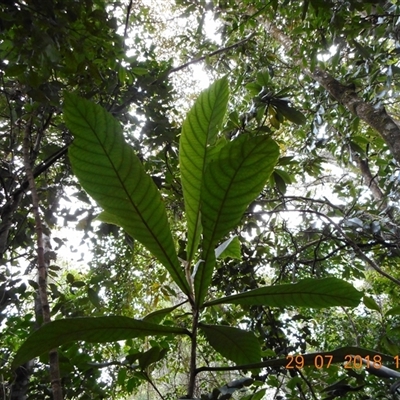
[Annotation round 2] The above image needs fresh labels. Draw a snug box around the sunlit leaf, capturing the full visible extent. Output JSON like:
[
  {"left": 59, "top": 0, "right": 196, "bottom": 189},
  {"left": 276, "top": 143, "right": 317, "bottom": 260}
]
[
  {"left": 363, "top": 295, "right": 380, "bottom": 312},
  {"left": 203, "top": 278, "right": 362, "bottom": 308},
  {"left": 179, "top": 77, "right": 229, "bottom": 263},
  {"left": 131, "top": 67, "right": 148, "bottom": 76},
  {"left": 215, "top": 236, "right": 241, "bottom": 260},
  {"left": 64, "top": 94, "right": 190, "bottom": 295},
  {"left": 12, "top": 316, "right": 190, "bottom": 368},
  {"left": 195, "top": 135, "right": 279, "bottom": 306}
]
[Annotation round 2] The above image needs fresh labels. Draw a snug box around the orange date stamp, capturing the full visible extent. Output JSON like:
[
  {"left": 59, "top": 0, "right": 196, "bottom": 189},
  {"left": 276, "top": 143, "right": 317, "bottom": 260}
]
[{"left": 285, "top": 354, "right": 400, "bottom": 369}]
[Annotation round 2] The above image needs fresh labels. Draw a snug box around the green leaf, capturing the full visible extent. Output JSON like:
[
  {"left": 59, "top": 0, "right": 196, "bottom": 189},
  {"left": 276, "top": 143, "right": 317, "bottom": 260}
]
[
  {"left": 351, "top": 39, "right": 372, "bottom": 60},
  {"left": 245, "top": 82, "right": 262, "bottom": 96},
  {"left": 203, "top": 277, "right": 362, "bottom": 308},
  {"left": 63, "top": 94, "right": 190, "bottom": 295},
  {"left": 138, "top": 346, "right": 168, "bottom": 369},
  {"left": 12, "top": 316, "right": 191, "bottom": 368},
  {"left": 142, "top": 302, "right": 186, "bottom": 324},
  {"left": 195, "top": 135, "right": 279, "bottom": 306},
  {"left": 274, "top": 168, "right": 293, "bottom": 184},
  {"left": 382, "top": 335, "right": 400, "bottom": 355},
  {"left": 386, "top": 305, "right": 400, "bottom": 317},
  {"left": 215, "top": 236, "right": 241, "bottom": 260},
  {"left": 272, "top": 100, "right": 306, "bottom": 125},
  {"left": 87, "top": 287, "right": 101, "bottom": 308},
  {"left": 131, "top": 67, "right": 148, "bottom": 76},
  {"left": 200, "top": 324, "right": 261, "bottom": 365},
  {"left": 256, "top": 69, "right": 270, "bottom": 86},
  {"left": 179, "top": 77, "right": 229, "bottom": 263},
  {"left": 363, "top": 295, "right": 380, "bottom": 312},
  {"left": 4, "top": 63, "right": 26, "bottom": 77}
]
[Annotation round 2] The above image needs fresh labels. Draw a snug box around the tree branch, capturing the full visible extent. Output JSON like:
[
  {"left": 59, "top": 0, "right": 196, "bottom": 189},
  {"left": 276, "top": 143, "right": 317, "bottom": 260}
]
[
  {"left": 163, "top": 33, "right": 256, "bottom": 78},
  {"left": 263, "top": 19, "right": 400, "bottom": 165}
]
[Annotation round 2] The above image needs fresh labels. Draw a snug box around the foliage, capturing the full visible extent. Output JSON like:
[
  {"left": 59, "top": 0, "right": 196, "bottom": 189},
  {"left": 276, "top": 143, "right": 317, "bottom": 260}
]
[{"left": 2, "top": 0, "right": 400, "bottom": 399}]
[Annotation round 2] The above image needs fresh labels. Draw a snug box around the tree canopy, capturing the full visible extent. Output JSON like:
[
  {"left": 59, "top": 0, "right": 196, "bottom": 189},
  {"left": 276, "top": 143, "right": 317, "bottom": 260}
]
[{"left": 1, "top": 0, "right": 400, "bottom": 399}]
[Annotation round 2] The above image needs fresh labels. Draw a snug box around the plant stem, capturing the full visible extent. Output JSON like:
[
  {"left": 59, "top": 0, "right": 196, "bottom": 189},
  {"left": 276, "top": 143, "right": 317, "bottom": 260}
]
[{"left": 187, "top": 308, "right": 199, "bottom": 398}]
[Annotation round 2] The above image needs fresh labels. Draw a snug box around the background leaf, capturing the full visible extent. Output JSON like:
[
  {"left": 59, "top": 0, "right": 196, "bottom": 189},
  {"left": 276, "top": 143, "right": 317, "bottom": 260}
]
[
  {"left": 215, "top": 236, "right": 241, "bottom": 259},
  {"left": 203, "top": 277, "right": 362, "bottom": 308},
  {"left": 64, "top": 94, "right": 190, "bottom": 295},
  {"left": 363, "top": 295, "right": 381, "bottom": 312},
  {"left": 142, "top": 302, "right": 185, "bottom": 324},
  {"left": 200, "top": 324, "right": 261, "bottom": 365},
  {"left": 12, "top": 316, "right": 190, "bottom": 368},
  {"left": 386, "top": 306, "right": 400, "bottom": 317},
  {"left": 138, "top": 346, "right": 168, "bottom": 370},
  {"left": 179, "top": 77, "right": 229, "bottom": 263}
]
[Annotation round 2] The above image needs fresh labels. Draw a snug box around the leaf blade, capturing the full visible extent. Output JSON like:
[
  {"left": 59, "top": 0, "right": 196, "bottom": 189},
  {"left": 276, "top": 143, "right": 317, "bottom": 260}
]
[
  {"left": 64, "top": 94, "right": 190, "bottom": 295},
  {"left": 200, "top": 324, "right": 261, "bottom": 365},
  {"left": 203, "top": 278, "right": 362, "bottom": 308},
  {"left": 195, "top": 135, "right": 279, "bottom": 306},
  {"left": 179, "top": 77, "right": 229, "bottom": 263},
  {"left": 12, "top": 316, "right": 190, "bottom": 368}
]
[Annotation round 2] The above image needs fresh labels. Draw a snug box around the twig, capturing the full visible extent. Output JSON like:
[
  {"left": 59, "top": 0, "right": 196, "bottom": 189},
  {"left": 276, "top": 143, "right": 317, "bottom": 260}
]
[
  {"left": 261, "top": 208, "right": 400, "bottom": 286},
  {"left": 151, "top": 33, "right": 256, "bottom": 85},
  {"left": 123, "top": 0, "right": 133, "bottom": 48}
]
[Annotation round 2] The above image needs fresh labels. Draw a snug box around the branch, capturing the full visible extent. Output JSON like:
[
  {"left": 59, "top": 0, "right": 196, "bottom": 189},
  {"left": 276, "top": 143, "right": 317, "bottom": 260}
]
[
  {"left": 0, "top": 144, "right": 68, "bottom": 258},
  {"left": 263, "top": 19, "right": 400, "bottom": 165},
  {"left": 162, "top": 33, "right": 256, "bottom": 78},
  {"left": 263, "top": 208, "right": 400, "bottom": 286},
  {"left": 325, "top": 124, "right": 390, "bottom": 212},
  {"left": 123, "top": 0, "right": 133, "bottom": 47}
]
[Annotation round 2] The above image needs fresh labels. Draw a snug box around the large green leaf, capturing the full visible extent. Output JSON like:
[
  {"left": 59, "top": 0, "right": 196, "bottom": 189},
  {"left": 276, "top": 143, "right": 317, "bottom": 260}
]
[
  {"left": 64, "top": 94, "right": 190, "bottom": 295},
  {"left": 179, "top": 77, "right": 229, "bottom": 263},
  {"left": 12, "top": 316, "right": 191, "bottom": 368},
  {"left": 200, "top": 324, "right": 261, "bottom": 365},
  {"left": 203, "top": 277, "right": 362, "bottom": 308},
  {"left": 194, "top": 135, "right": 279, "bottom": 306},
  {"left": 142, "top": 301, "right": 186, "bottom": 324}
]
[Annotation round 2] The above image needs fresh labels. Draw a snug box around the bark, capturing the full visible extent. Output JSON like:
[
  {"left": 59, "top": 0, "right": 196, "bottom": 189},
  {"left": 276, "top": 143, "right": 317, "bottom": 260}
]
[
  {"left": 0, "top": 145, "right": 68, "bottom": 258},
  {"left": 264, "top": 20, "right": 400, "bottom": 165},
  {"left": 352, "top": 153, "right": 389, "bottom": 208},
  {"left": 0, "top": 191, "right": 22, "bottom": 257},
  {"left": 10, "top": 361, "right": 33, "bottom": 400},
  {"left": 21, "top": 117, "right": 63, "bottom": 400}
]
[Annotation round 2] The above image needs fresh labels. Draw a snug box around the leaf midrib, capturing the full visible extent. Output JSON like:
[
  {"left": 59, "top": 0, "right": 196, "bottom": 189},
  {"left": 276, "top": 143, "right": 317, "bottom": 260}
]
[{"left": 74, "top": 107, "right": 188, "bottom": 293}]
